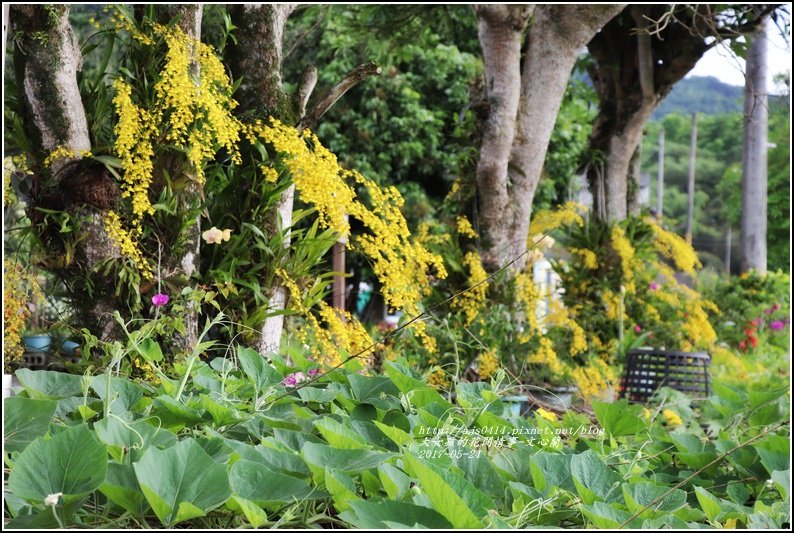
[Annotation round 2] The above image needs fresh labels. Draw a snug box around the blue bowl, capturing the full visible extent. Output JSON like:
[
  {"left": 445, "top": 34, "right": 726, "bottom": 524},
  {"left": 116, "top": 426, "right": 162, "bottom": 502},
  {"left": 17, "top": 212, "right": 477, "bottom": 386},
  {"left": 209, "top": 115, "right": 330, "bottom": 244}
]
[
  {"left": 23, "top": 334, "right": 52, "bottom": 353},
  {"left": 61, "top": 340, "right": 81, "bottom": 356}
]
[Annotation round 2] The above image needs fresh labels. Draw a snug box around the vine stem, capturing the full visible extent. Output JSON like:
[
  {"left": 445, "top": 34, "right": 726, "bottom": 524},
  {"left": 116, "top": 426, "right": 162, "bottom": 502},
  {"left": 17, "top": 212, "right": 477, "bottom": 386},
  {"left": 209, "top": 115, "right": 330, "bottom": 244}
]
[{"left": 617, "top": 419, "right": 790, "bottom": 528}]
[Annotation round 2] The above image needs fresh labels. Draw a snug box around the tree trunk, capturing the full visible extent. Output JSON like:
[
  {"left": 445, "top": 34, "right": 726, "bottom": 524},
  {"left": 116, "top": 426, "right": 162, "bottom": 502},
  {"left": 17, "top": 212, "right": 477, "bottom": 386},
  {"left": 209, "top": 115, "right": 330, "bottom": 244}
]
[
  {"left": 10, "top": 6, "right": 125, "bottom": 339},
  {"left": 586, "top": 5, "right": 711, "bottom": 222},
  {"left": 740, "top": 21, "right": 768, "bottom": 273},
  {"left": 474, "top": 4, "right": 624, "bottom": 270},
  {"left": 472, "top": 5, "right": 533, "bottom": 269},
  {"left": 156, "top": 5, "right": 203, "bottom": 351}
]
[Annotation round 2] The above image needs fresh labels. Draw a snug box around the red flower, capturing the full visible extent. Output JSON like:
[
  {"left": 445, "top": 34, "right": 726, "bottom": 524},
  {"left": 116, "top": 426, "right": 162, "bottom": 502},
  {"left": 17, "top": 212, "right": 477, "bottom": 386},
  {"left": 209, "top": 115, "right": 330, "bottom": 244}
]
[
  {"left": 739, "top": 340, "right": 747, "bottom": 350},
  {"left": 748, "top": 336, "right": 758, "bottom": 348}
]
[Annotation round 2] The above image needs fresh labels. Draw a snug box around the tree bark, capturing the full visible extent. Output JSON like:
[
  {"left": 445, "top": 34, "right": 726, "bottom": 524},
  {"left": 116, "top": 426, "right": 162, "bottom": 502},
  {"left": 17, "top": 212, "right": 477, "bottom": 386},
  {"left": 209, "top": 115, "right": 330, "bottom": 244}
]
[
  {"left": 228, "top": 5, "right": 379, "bottom": 355},
  {"left": 472, "top": 5, "right": 532, "bottom": 268},
  {"left": 474, "top": 4, "right": 624, "bottom": 270},
  {"left": 586, "top": 5, "right": 772, "bottom": 222},
  {"left": 11, "top": 5, "right": 124, "bottom": 339},
  {"left": 156, "top": 5, "right": 203, "bottom": 351},
  {"left": 740, "top": 21, "right": 768, "bottom": 273}
]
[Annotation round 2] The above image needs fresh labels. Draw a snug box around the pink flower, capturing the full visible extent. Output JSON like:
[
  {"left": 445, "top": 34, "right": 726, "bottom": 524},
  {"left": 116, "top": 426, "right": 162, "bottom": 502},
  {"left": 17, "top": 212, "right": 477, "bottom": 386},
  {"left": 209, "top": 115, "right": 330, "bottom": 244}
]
[
  {"left": 770, "top": 320, "right": 785, "bottom": 331},
  {"left": 649, "top": 282, "right": 660, "bottom": 291},
  {"left": 634, "top": 325, "right": 642, "bottom": 334},
  {"left": 151, "top": 293, "right": 169, "bottom": 307},
  {"left": 308, "top": 368, "right": 320, "bottom": 377},
  {"left": 282, "top": 371, "right": 306, "bottom": 387}
]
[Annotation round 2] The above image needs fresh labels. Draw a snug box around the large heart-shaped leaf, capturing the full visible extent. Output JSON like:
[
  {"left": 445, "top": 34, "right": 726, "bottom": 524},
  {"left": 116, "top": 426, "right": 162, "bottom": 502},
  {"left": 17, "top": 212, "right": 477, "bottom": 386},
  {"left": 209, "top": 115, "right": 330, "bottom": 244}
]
[
  {"left": 100, "top": 463, "right": 149, "bottom": 515},
  {"left": 571, "top": 450, "right": 622, "bottom": 504},
  {"left": 9, "top": 424, "right": 107, "bottom": 503},
  {"left": 237, "top": 346, "right": 282, "bottom": 391},
  {"left": 229, "top": 460, "right": 323, "bottom": 503},
  {"left": 91, "top": 374, "right": 145, "bottom": 415},
  {"left": 302, "top": 442, "right": 392, "bottom": 473},
  {"left": 622, "top": 482, "right": 687, "bottom": 518},
  {"left": 339, "top": 500, "right": 453, "bottom": 529},
  {"left": 3, "top": 397, "right": 56, "bottom": 452},
  {"left": 402, "top": 452, "right": 489, "bottom": 529},
  {"left": 15, "top": 369, "right": 83, "bottom": 399},
  {"left": 592, "top": 400, "right": 646, "bottom": 437},
  {"left": 133, "top": 439, "right": 231, "bottom": 526}
]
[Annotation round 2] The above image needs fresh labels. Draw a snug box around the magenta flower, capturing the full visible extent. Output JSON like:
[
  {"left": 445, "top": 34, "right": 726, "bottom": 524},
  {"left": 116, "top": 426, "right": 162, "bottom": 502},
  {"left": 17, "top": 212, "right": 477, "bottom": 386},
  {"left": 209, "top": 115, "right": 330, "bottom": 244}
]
[
  {"left": 282, "top": 371, "right": 306, "bottom": 387},
  {"left": 634, "top": 325, "right": 642, "bottom": 333},
  {"left": 649, "top": 282, "right": 660, "bottom": 291},
  {"left": 770, "top": 320, "right": 785, "bottom": 331},
  {"left": 151, "top": 293, "right": 169, "bottom": 307},
  {"left": 308, "top": 368, "right": 320, "bottom": 377}
]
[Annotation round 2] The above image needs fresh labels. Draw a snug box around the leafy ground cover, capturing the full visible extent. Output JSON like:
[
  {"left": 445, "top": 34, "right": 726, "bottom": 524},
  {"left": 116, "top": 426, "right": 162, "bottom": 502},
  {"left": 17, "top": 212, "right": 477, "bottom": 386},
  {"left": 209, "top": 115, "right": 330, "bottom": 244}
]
[{"left": 3, "top": 332, "right": 790, "bottom": 529}]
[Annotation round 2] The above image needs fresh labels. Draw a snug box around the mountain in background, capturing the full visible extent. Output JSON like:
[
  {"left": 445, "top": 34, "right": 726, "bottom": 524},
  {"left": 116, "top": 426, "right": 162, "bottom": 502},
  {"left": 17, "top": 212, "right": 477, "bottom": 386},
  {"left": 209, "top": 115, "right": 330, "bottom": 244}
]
[{"left": 652, "top": 76, "right": 743, "bottom": 119}]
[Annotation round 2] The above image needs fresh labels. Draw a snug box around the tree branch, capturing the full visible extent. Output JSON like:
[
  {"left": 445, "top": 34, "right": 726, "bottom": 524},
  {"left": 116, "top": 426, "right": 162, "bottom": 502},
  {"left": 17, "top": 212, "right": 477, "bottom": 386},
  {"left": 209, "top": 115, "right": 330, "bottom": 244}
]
[
  {"left": 298, "top": 62, "right": 381, "bottom": 131},
  {"left": 632, "top": 6, "right": 656, "bottom": 103},
  {"left": 296, "top": 64, "right": 318, "bottom": 119}
]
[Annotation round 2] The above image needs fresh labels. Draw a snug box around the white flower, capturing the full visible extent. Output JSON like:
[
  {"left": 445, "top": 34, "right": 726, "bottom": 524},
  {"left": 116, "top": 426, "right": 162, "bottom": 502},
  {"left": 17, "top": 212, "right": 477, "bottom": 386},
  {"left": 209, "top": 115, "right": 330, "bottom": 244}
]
[
  {"left": 44, "top": 492, "right": 63, "bottom": 506},
  {"left": 202, "top": 227, "right": 232, "bottom": 244}
]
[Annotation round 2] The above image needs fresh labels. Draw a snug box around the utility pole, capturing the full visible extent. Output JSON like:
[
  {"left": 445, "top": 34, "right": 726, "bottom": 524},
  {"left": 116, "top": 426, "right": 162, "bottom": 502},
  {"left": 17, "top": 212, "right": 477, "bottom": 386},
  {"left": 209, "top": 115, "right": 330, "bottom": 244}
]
[
  {"left": 740, "top": 19, "right": 768, "bottom": 273},
  {"left": 685, "top": 113, "right": 697, "bottom": 244},
  {"left": 725, "top": 226, "right": 732, "bottom": 274},
  {"left": 657, "top": 127, "right": 664, "bottom": 221}
]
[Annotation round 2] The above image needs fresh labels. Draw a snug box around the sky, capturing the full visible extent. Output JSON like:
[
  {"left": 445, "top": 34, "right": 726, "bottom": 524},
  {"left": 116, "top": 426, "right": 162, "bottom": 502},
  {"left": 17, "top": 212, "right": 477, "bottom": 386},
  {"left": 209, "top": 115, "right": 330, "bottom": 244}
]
[{"left": 687, "top": 16, "right": 792, "bottom": 92}]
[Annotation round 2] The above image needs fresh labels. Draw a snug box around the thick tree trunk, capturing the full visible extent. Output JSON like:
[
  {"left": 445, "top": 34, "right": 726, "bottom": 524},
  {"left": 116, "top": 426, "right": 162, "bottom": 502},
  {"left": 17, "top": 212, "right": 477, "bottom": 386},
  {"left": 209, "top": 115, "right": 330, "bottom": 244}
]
[
  {"left": 157, "top": 5, "right": 203, "bottom": 351},
  {"left": 227, "top": 4, "right": 296, "bottom": 356},
  {"left": 11, "top": 6, "right": 125, "bottom": 339},
  {"left": 474, "top": 4, "right": 624, "bottom": 270},
  {"left": 584, "top": 5, "right": 771, "bottom": 223},
  {"left": 740, "top": 21, "right": 768, "bottom": 273},
  {"left": 472, "top": 5, "right": 532, "bottom": 268}
]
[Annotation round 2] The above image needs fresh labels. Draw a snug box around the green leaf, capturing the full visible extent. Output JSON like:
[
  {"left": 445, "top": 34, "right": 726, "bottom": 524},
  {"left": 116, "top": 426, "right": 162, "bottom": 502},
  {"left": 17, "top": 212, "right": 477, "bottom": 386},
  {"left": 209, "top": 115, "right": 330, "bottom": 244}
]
[
  {"left": 133, "top": 439, "right": 231, "bottom": 526},
  {"left": 297, "top": 386, "right": 338, "bottom": 403},
  {"left": 230, "top": 496, "right": 269, "bottom": 527},
  {"left": 325, "top": 467, "right": 358, "bottom": 512},
  {"left": 15, "top": 369, "right": 83, "bottom": 399},
  {"left": 582, "top": 501, "right": 636, "bottom": 528},
  {"left": 229, "top": 460, "right": 322, "bottom": 503},
  {"left": 694, "top": 486, "right": 724, "bottom": 522},
  {"left": 622, "top": 482, "right": 687, "bottom": 519},
  {"left": 9, "top": 424, "right": 107, "bottom": 503},
  {"left": 339, "top": 500, "right": 452, "bottom": 529},
  {"left": 348, "top": 373, "right": 401, "bottom": 409},
  {"left": 302, "top": 442, "right": 392, "bottom": 474},
  {"left": 100, "top": 463, "right": 149, "bottom": 515},
  {"left": 314, "top": 418, "right": 370, "bottom": 449},
  {"left": 91, "top": 374, "right": 145, "bottom": 414},
  {"left": 378, "top": 463, "right": 411, "bottom": 499},
  {"left": 374, "top": 420, "right": 412, "bottom": 447},
  {"left": 136, "top": 338, "right": 164, "bottom": 362},
  {"left": 200, "top": 395, "right": 245, "bottom": 426},
  {"left": 592, "top": 400, "right": 646, "bottom": 437},
  {"left": 151, "top": 395, "right": 206, "bottom": 430},
  {"left": 530, "top": 452, "right": 575, "bottom": 494},
  {"left": 402, "top": 452, "right": 485, "bottom": 528},
  {"left": 3, "top": 397, "right": 56, "bottom": 452},
  {"left": 237, "top": 346, "right": 282, "bottom": 391},
  {"left": 571, "top": 449, "right": 621, "bottom": 504},
  {"left": 95, "top": 417, "right": 177, "bottom": 462},
  {"left": 771, "top": 469, "right": 789, "bottom": 501},
  {"left": 339, "top": 500, "right": 453, "bottom": 530}
]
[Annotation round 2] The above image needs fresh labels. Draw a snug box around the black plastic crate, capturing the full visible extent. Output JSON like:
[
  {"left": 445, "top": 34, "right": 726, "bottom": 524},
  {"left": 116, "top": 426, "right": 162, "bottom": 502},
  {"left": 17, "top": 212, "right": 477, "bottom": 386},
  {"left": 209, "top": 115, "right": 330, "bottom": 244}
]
[{"left": 618, "top": 348, "right": 710, "bottom": 403}]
